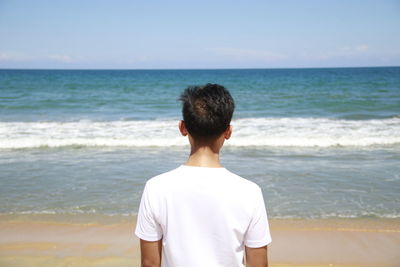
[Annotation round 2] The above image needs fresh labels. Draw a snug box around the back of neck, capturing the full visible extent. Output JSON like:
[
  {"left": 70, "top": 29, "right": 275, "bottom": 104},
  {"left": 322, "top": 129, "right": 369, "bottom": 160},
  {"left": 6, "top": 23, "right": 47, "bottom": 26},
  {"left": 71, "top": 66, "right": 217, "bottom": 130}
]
[{"left": 185, "top": 146, "right": 222, "bottom": 168}]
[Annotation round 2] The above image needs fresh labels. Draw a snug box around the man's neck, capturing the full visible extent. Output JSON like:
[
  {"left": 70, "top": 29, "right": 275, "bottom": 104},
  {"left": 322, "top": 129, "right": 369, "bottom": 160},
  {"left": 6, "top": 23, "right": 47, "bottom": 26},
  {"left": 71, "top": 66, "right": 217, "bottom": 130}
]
[{"left": 185, "top": 145, "right": 222, "bottom": 168}]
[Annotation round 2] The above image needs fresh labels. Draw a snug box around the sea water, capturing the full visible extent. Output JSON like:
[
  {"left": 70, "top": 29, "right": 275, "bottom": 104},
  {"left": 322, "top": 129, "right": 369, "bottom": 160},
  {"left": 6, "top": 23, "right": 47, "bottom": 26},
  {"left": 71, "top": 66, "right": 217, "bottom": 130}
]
[{"left": 0, "top": 68, "right": 399, "bottom": 219}]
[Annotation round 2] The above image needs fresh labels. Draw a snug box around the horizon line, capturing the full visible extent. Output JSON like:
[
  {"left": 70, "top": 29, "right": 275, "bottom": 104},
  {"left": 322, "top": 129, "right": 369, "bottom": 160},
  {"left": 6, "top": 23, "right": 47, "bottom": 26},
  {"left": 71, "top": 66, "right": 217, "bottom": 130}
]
[{"left": 0, "top": 65, "right": 399, "bottom": 71}]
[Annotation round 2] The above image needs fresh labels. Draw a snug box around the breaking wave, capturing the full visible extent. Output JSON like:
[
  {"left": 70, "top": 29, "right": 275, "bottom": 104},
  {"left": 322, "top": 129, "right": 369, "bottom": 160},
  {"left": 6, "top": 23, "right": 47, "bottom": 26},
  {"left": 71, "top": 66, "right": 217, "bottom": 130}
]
[{"left": 1, "top": 117, "right": 399, "bottom": 149}]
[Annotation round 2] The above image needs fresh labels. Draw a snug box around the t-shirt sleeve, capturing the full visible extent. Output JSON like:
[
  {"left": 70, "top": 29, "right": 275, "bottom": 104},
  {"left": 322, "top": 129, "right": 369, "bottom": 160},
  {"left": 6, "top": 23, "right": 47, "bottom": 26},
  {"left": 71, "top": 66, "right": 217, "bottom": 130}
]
[
  {"left": 244, "top": 187, "right": 272, "bottom": 248},
  {"left": 135, "top": 182, "right": 163, "bottom": 241}
]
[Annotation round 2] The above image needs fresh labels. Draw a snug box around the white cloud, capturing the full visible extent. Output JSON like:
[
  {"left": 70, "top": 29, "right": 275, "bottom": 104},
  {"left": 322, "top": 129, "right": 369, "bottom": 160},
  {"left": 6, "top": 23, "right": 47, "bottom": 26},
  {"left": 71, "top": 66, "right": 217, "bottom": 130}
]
[
  {"left": 0, "top": 52, "right": 80, "bottom": 63},
  {"left": 355, "top": 44, "right": 369, "bottom": 52},
  {"left": 0, "top": 52, "right": 32, "bottom": 62},
  {"left": 300, "top": 44, "right": 371, "bottom": 62},
  {"left": 0, "top": 52, "right": 87, "bottom": 67},
  {"left": 340, "top": 44, "right": 369, "bottom": 54},
  {"left": 207, "top": 47, "right": 288, "bottom": 61},
  {"left": 48, "top": 55, "right": 75, "bottom": 63},
  {"left": 0, "top": 52, "right": 13, "bottom": 61}
]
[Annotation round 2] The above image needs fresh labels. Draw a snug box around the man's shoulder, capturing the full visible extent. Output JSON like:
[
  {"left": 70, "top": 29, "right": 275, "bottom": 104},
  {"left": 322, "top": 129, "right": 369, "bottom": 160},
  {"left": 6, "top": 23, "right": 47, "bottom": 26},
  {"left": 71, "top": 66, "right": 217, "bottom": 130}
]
[
  {"left": 223, "top": 169, "right": 262, "bottom": 192},
  {"left": 145, "top": 165, "right": 261, "bottom": 193},
  {"left": 146, "top": 166, "right": 181, "bottom": 185}
]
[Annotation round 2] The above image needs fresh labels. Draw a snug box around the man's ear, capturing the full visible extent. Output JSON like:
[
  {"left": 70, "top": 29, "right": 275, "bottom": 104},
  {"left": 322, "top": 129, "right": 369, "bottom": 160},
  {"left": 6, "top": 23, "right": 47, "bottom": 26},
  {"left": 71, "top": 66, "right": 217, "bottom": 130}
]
[
  {"left": 179, "top": 120, "right": 188, "bottom": 136},
  {"left": 224, "top": 125, "right": 233, "bottom": 140}
]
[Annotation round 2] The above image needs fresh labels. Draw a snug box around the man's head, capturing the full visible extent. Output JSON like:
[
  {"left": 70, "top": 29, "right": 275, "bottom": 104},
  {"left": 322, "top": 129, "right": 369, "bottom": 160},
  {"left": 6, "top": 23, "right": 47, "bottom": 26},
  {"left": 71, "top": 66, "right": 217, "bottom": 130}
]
[{"left": 179, "top": 83, "right": 235, "bottom": 141}]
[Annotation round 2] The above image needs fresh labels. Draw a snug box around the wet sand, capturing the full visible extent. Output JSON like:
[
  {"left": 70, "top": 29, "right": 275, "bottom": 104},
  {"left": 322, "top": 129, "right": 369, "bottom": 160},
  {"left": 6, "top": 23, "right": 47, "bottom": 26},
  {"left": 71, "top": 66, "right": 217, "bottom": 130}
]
[{"left": 0, "top": 214, "right": 399, "bottom": 266}]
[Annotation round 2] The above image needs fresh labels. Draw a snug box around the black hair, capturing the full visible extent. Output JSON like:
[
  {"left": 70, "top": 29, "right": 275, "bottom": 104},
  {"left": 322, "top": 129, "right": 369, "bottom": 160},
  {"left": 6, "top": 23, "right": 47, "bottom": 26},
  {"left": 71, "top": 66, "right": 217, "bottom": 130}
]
[{"left": 179, "top": 83, "right": 235, "bottom": 139}]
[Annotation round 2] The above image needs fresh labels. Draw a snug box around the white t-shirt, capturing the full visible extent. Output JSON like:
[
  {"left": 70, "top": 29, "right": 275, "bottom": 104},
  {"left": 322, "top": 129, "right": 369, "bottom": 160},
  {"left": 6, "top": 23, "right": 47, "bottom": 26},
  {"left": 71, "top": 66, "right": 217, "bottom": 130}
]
[{"left": 135, "top": 165, "right": 271, "bottom": 267}]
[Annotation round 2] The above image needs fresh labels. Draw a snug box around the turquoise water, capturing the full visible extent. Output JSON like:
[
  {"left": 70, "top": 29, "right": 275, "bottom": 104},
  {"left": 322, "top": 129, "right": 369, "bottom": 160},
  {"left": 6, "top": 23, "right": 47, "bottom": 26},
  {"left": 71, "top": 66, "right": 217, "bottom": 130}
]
[
  {"left": 1, "top": 68, "right": 399, "bottom": 121},
  {"left": 0, "top": 67, "right": 399, "bottom": 218}
]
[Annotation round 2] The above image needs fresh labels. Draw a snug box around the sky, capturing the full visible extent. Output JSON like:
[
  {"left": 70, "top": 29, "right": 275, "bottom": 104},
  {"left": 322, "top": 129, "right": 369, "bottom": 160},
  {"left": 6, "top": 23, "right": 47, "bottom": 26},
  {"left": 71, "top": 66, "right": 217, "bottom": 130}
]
[{"left": 0, "top": 0, "right": 399, "bottom": 69}]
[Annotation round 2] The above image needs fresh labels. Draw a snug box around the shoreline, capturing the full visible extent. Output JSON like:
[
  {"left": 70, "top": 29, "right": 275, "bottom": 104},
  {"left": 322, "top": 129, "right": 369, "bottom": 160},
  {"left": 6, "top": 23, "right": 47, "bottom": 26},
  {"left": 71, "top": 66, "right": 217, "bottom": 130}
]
[
  {"left": 2, "top": 212, "right": 400, "bottom": 225},
  {"left": 1, "top": 214, "right": 399, "bottom": 266}
]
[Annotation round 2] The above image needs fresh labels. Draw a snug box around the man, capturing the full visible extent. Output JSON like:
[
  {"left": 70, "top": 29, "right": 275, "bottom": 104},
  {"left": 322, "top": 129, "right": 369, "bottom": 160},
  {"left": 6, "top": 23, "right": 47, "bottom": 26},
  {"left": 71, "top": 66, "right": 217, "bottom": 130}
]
[{"left": 135, "top": 83, "right": 271, "bottom": 267}]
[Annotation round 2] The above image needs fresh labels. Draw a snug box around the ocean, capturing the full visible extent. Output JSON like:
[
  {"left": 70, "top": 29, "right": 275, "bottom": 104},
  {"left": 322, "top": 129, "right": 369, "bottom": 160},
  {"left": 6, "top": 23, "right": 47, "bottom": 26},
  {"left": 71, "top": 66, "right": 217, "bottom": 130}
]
[{"left": 0, "top": 67, "right": 399, "bottom": 219}]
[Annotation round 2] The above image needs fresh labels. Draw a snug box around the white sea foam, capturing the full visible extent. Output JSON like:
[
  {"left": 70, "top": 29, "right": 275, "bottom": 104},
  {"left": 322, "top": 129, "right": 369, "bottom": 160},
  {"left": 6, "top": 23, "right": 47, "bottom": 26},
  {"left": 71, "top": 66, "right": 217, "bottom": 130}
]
[
  {"left": 0, "top": 117, "right": 399, "bottom": 149},
  {"left": 3, "top": 210, "right": 400, "bottom": 219}
]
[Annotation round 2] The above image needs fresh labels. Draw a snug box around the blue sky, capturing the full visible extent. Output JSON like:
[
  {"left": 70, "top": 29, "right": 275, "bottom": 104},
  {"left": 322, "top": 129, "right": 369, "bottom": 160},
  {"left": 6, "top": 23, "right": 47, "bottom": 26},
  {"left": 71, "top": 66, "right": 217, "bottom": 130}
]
[{"left": 0, "top": 0, "right": 399, "bottom": 69}]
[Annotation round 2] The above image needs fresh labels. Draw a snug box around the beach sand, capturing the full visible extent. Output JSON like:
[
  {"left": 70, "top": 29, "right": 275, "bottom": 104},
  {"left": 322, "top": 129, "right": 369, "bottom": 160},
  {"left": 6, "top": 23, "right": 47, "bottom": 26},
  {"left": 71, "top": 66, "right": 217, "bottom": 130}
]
[{"left": 0, "top": 214, "right": 399, "bottom": 267}]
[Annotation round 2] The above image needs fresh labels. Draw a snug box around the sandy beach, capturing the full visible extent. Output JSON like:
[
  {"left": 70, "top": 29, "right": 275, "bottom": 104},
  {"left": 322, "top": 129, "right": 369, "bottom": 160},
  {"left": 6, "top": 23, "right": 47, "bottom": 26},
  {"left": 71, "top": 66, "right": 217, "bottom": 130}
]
[
  {"left": 1, "top": 68, "right": 400, "bottom": 266},
  {"left": 0, "top": 214, "right": 399, "bottom": 267}
]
